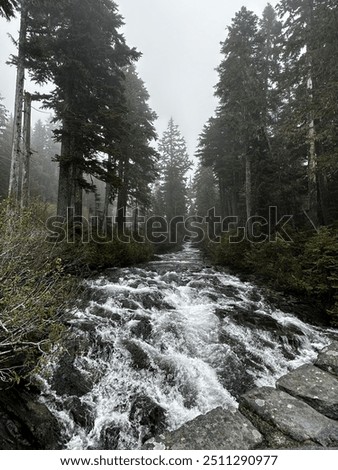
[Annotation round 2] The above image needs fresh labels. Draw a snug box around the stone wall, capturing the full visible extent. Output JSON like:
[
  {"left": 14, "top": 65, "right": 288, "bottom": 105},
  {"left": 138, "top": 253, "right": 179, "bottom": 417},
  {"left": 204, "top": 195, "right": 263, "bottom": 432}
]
[{"left": 144, "top": 342, "right": 338, "bottom": 450}]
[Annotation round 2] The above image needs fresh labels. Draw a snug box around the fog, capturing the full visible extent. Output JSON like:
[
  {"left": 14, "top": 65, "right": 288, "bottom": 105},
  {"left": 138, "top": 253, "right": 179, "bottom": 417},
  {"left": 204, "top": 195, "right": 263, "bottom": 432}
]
[{"left": 0, "top": 0, "right": 277, "bottom": 157}]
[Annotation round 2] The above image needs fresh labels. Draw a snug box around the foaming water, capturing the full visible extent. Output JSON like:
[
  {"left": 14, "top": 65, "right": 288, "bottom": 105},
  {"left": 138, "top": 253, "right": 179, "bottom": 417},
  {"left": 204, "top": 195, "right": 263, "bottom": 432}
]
[{"left": 38, "top": 243, "right": 338, "bottom": 449}]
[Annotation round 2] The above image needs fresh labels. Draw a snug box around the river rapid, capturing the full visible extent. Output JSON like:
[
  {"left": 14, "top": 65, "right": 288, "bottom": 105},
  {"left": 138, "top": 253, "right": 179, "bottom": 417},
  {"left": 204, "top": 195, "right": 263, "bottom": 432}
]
[{"left": 37, "top": 243, "right": 338, "bottom": 450}]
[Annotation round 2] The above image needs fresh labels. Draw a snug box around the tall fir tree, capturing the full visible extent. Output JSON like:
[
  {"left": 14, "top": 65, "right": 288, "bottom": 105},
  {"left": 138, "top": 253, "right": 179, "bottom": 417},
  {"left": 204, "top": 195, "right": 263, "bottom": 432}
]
[
  {"left": 115, "top": 65, "right": 158, "bottom": 230},
  {"left": 157, "top": 118, "right": 192, "bottom": 223},
  {"left": 24, "top": 0, "right": 138, "bottom": 217}
]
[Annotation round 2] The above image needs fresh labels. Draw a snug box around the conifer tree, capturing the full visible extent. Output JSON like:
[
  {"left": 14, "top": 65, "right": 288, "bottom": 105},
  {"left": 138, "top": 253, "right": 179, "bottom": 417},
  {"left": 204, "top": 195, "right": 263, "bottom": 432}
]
[
  {"left": 0, "top": 0, "right": 18, "bottom": 19},
  {"left": 157, "top": 119, "right": 192, "bottom": 223},
  {"left": 115, "top": 65, "right": 158, "bottom": 231},
  {"left": 25, "top": 0, "right": 138, "bottom": 217}
]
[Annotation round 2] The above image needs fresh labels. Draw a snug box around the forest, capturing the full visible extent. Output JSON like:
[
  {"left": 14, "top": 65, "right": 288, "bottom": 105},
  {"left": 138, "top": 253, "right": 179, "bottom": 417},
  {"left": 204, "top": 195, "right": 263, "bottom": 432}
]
[{"left": 0, "top": 0, "right": 338, "bottom": 386}]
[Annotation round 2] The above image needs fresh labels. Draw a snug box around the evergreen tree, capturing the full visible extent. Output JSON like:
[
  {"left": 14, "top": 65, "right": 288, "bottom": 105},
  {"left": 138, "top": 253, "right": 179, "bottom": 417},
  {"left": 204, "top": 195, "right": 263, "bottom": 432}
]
[
  {"left": 0, "top": 0, "right": 18, "bottom": 19},
  {"left": 25, "top": 0, "right": 138, "bottom": 217},
  {"left": 157, "top": 119, "right": 192, "bottom": 223},
  {"left": 193, "top": 164, "right": 219, "bottom": 218},
  {"left": 215, "top": 7, "right": 266, "bottom": 225},
  {"left": 115, "top": 65, "right": 158, "bottom": 230},
  {"left": 277, "top": 0, "right": 338, "bottom": 224}
]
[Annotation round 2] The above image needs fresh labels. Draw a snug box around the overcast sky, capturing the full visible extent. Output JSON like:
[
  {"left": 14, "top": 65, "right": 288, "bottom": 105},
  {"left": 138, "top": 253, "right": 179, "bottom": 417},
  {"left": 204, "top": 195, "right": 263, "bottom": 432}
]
[{"left": 0, "top": 0, "right": 277, "bottom": 159}]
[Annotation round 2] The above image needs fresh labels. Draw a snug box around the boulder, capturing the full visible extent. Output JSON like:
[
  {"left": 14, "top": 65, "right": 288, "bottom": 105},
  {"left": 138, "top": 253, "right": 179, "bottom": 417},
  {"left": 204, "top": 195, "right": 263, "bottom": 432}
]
[
  {"left": 143, "top": 407, "right": 263, "bottom": 450},
  {"left": 277, "top": 364, "right": 338, "bottom": 419},
  {"left": 64, "top": 397, "right": 94, "bottom": 429},
  {"left": 130, "top": 318, "right": 153, "bottom": 341},
  {"left": 315, "top": 342, "right": 338, "bottom": 377},
  {"left": 239, "top": 387, "right": 338, "bottom": 448},
  {"left": 0, "top": 386, "right": 62, "bottom": 449},
  {"left": 100, "top": 424, "right": 120, "bottom": 450},
  {"left": 51, "top": 356, "right": 92, "bottom": 397},
  {"left": 123, "top": 340, "right": 152, "bottom": 370},
  {"left": 130, "top": 395, "right": 166, "bottom": 443}
]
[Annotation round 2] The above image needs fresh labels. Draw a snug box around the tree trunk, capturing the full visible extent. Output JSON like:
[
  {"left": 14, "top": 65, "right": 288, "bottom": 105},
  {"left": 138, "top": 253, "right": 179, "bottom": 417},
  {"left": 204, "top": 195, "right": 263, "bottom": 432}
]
[
  {"left": 103, "top": 154, "right": 112, "bottom": 233},
  {"left": 8, "top": 1, "right": 28, "bottom": 200},
  {"left": 21, "top": 92, "right": 31, "bottom": 208},
  {"left": 73, "top": 163, "right": 83, "bottom": 218},
  {"left": 57, "top": 121, "right": 72, "bottom": 219},
  {"left": 116, "top": 157, "right": 128, "bottom": 232},
  {"left": 245, "top": 153, "right": 252, "bottom": 235},
  {"left": 306, "top": 0, "right": 319, "bottom": 227}
]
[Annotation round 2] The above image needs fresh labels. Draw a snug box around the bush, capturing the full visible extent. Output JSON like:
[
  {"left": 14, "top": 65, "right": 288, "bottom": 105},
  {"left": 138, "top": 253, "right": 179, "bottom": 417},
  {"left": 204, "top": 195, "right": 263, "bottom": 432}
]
[
  {"left": 206, "top": 227, "right": 338, "bottom": 325},
  {"left": 0, "top": 201, "right": 76, "bottom": 383}
]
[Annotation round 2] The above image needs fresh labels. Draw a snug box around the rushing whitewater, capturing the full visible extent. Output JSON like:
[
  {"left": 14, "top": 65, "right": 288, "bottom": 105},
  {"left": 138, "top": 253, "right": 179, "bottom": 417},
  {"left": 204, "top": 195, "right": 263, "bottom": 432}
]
[{"left": 38, "top": 243, "right": 338, "bottom": 450}]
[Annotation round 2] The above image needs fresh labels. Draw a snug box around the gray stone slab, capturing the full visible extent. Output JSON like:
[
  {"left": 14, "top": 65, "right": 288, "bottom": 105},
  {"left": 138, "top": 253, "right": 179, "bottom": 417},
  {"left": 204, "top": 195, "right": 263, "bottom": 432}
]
[
  {"left": 239, "top": 387, "right": 338, "bottom": 447},
  {"left": 315, "top": 342, "right": 338, "bottom": 377},
  {"left": 143, "top": 407, "right": 263, "bottom": 450},
  {"left": 277, "top": 364, "right": 338, "bottom": 419}
]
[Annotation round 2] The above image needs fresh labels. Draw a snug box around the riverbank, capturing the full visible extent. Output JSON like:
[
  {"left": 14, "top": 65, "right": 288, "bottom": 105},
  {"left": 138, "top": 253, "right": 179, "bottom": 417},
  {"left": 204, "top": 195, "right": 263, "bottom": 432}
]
[{"left": 202, "top": 227, "right": 338, "bottom": 328}]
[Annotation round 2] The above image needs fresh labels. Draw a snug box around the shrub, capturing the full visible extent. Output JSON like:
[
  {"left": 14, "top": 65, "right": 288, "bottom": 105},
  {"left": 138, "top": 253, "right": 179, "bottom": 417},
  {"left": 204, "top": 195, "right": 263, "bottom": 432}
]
[
  {"left": 0, "top": 201, "right": 76, "bottom": 383},
  {"left": 206, "top": 226, "right": 338, "bottom": 325}
]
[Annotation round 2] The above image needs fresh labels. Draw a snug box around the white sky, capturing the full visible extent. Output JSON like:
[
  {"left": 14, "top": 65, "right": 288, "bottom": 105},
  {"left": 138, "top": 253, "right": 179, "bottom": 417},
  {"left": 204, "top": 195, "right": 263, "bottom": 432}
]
[{"left": 0, "top": 0, "right": 277, "bottom": 159}]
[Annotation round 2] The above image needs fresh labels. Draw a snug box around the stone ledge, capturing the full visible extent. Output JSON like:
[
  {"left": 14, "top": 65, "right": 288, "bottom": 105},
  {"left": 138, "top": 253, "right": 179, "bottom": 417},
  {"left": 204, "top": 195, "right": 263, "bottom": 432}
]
[
  {"left": 239, "top": 387, "right": 338, "bottom": 448},
  {"left": 143, "top": 407, "right": 263, "bottom": 450},
  {"left": 315, "top": 342, "right": 338, "bottom": 376},
  {"left": 276, "top": 364, "right": 338, "bottom": 419}
]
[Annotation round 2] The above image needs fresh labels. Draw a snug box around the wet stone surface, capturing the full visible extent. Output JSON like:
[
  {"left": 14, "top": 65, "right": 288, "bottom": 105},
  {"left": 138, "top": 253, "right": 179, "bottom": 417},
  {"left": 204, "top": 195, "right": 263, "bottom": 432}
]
[
  {"left": 143, "top": 407, "right": 263, "bottom": 450},
  {"left": 277, "top": 364, "right": 338, "bottom": 419}
]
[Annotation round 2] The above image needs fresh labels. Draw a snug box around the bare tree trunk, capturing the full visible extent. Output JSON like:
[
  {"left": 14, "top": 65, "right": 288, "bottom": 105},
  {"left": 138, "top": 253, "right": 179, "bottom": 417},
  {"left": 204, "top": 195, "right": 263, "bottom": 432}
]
[
  {"left": 73, "top": 164, "right": 83, "bottom": 218},
  {"left": 103, "top": 154, "right": 112, "bottom": 233},
  {"left": 306, "top": 0, "right": 319, "bottom": 227},
  {"left": 307, "top": 88, "right": 318, "bottom": 226},
  {"left": 8, "top": 1, "right": 28, "bottom": 200},
  {"left": 21, "top": 92, "right": 31, "bottom": 208},
  {"left": 57, "top": 117, "right": 73, "bottom": 218},
  {"left": 245, "top": 153, "right": 252, "bottom": 236},
  {"left": 116, "top": 157, "right": 128, "bottom": 232}
]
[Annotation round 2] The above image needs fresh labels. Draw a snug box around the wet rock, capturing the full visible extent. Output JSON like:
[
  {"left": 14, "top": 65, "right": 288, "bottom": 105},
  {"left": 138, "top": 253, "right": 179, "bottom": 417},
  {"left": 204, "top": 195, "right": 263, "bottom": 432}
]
[
  {"left": 90, "top": 305, "right": 121, "bottom": 321},
  {"left": 130, "top": 395, "right": 166, "bottom": 443},
  {"left": 143, "top": 407, "right": 263, "bottom": 450},
  {"left": 0, "top": 386, "right": 62, "bottom": 449},
  {"left": 130, "top": 318, "right": 152, "bottom": 341},
  {"left": 277, "top": 364, "right": 338, "bottom": 420},
  {"left": 315, "top": 342, "right": 338, "bottom": 376},
  {"left": 51, "top": 341, "right": 92, "bottom": 397},
  {"left": 123, "top": 340, "right": 152, "bottom": 370},
  {"left": 239, "top": 387, "right": 338, "bottom": 448},
  {"left": 217, "top": 355, "right": 256, "bottom": 398},
  {"left": 214, "top": 308, "right": 229, "bottom": 320},
  {"left": 187, "top": 280, "right": 207, "bottom": 289},
  {"left": 101, "top": 425, "right": 120, "bottom": 450},
  {"left": 162, "top": 272, "right": 180, "bottom": 284},
  {"left": 64, "top": 397, "right": 94, "bottom": 428},
  {"left": 86, "top": 289, "right": 110, "bottom": 305},
  {"left": 248, "top": 289, "right": 261, "bottom": 303},
  {"left": 120, "top": 298, "right": 140, "bottom": 310},
  {"left": 219, "top": 285, "right": 242, "bottom": 300},
  {"left": 137, "top": 292, "right": 165, "bottom": 310}
]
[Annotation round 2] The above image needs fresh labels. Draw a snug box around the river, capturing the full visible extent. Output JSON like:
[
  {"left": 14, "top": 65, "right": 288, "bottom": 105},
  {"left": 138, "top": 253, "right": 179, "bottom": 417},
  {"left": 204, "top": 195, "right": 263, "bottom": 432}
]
[{"left": 37, "top": 243, "right": 338, "bottom": 450}]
